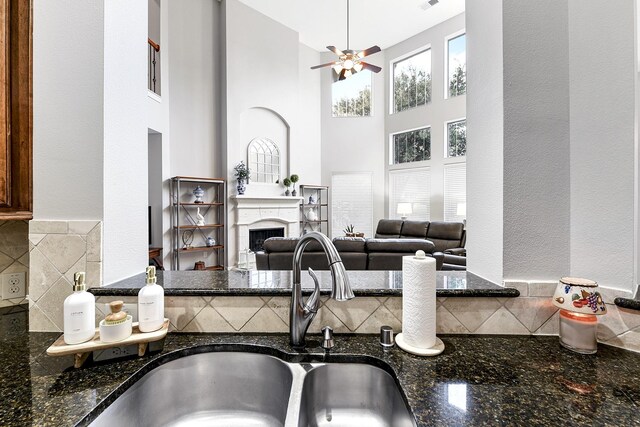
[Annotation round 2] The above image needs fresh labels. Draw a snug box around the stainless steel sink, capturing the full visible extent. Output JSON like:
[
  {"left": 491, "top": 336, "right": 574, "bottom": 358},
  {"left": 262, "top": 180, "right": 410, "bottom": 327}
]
[
  {"left": 89, "top": 352, "right": 415, "bottom": 427},
  {"left": 297, "top": 364, "right": 416, "bottom": 427},
  {"left": 90, "top": 352, "right": 294, "bottom": 427}
]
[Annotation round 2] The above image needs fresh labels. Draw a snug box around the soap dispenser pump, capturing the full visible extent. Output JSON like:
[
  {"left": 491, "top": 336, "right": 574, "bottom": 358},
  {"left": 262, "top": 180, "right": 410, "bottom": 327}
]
[
  {"left": 63, "top": 272, "right": 96, "bottom": 345},
  {"left": 138, "top": 266, "right": 165, "bottom": 332}
]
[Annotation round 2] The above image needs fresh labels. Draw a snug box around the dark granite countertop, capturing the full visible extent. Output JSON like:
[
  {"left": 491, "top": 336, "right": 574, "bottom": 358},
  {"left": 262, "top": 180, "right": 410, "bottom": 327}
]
[
  {"left": 90, "top": 270, "right": 519, "bottom": 298},
  {"left": 614, "top": 289, "right": 640, "bottom": 312},
  {"left": 2, "top": 305, "right": 640, "bottom": 426}
]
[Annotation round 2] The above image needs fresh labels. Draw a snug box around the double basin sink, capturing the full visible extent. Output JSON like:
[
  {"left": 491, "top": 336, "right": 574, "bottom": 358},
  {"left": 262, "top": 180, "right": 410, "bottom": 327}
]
[{"left": 89, "top": 351, "right": 415, "bottom": 427}]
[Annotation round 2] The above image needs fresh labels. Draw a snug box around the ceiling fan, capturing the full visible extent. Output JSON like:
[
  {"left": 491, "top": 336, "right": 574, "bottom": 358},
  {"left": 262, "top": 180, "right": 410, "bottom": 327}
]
[{"left": 310, "top": 0, "right": 382, "bottom": 81}]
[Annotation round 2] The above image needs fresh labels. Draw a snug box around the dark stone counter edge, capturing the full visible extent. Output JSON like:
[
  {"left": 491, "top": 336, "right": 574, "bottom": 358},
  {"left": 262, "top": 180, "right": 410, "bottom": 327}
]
[
  {"left": 88, "top": 287, "right": 521, "bottom": 298},
  {"left": 76, "top": 342, "right": 413, "bottom": 427},
  {"left": 614, "top": 297, "right": 640, "bottom": 311}
]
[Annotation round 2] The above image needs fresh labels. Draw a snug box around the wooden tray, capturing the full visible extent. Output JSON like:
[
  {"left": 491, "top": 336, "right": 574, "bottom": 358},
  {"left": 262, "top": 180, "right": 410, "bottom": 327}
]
[{"left": 46, "top": 319, "right": 169, "bottom": 368}]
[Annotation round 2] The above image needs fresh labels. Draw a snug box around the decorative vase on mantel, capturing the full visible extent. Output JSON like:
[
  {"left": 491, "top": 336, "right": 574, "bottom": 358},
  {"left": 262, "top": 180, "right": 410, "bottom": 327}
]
[
  {"left": 237, "top": 178, "right": 246, "bottom": 195},
  {"left": 285, "top": 189, "right": 291, "bottom": 196}
]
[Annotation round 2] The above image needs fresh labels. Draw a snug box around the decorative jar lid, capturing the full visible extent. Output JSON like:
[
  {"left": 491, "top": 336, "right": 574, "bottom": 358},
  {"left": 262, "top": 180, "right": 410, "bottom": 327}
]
[{"left": 553, "top": 277, "right": 606, "bottom": 315}]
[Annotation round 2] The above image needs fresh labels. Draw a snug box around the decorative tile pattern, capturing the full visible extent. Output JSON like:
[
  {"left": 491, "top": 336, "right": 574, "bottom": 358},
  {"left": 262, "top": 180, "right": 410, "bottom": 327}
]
[
  {"left": 0, "top": 220, "right": 29, "bottom": 309},
  {"left": 28, "top": 220, "right": 102, "bottom": 331}
]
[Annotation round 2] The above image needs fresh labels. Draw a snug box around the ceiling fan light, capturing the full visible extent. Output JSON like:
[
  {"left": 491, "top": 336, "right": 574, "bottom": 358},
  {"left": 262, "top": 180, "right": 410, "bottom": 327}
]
[
  {"left": 353, "top": 62, "right": 363, "bottom": 72},
  {"left": 344, "top": 69, "right": 352, "bottom": 78},
  {"left": 343, "top": 59, "right": 354, "bottom": 69}
]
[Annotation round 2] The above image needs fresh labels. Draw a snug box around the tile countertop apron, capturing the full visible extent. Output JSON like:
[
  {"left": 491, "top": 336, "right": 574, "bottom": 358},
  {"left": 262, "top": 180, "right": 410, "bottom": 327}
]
[
  {"left": 3, "top": 326, "right": 640, "bottom": 426},
  {"left": 88, "top": 270, "right": 520, "bottom": 298}
]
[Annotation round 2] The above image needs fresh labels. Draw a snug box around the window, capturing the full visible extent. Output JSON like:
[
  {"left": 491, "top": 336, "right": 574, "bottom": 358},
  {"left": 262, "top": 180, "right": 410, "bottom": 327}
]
[
  {"left": 331, "top": 173, "right": 373, "bottom": 237},
  {"left": 447, "top": 33, "right": 466, "bottom": 97},
  {"left": 392, "top": 49, "right": 431, "bottom": 113},
  {"left": 447, "top": 119, "right": 466, "bottom": 157},
  {"left": 389, "top": 168, "right": 431, "bottom": 221},
  {"left": 248, "top": 138, "right": 280, "bottom": 183},
  {"left": 332, "top": 71, "right": 372, "bottom": 117},
  {"left": 444, "top": 163, "right": 466, "bottom": 222},
  {"left": 392, "top": 127, "right": 431, "bottom": 165}
]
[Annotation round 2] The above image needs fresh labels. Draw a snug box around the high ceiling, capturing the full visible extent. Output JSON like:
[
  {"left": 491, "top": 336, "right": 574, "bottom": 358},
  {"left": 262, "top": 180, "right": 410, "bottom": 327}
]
[{"left": 238, "top": 0, "right": 465, "bottom": 51}]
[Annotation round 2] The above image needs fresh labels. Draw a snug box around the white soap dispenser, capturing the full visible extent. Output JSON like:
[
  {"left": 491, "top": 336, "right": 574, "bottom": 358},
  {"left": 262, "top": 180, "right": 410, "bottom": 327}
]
[
  {"left": 63, "top": 272, "right": 96, "bottom": 345},
  {"left": 138, "top": 266, "right": 165, "bottom": 332}
]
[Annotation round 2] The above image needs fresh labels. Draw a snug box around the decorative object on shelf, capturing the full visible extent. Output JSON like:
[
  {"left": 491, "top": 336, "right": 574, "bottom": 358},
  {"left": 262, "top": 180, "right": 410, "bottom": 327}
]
[
  {"left": 63, "top": 272, "right": 96, "bottom": 345},
  {"left": 290, "top": 174, "right": 300, "bottom": 196},
  {"left": 205, "top": 236, "right": 216, "bottom": 247},
  {"left": 306, "top": 207, "right": 317, "bottom": 222},
  {"left": 99, "top": 301, "right": 133, "bottom": 343},
  {"left": 283, "top": 177, "right": 292, "bottom": 196},
  {"left": 196, "top": 207, "right": 205, "bottom": 226},
  {"left": 193, "top": 185, "right": 205, "bottom": 203},
  {"left": 396, "top": 250, "right": 444, "bottom": 356},
  {"left": 234, "top": 161, "right": 251, "bottom": 195},
  {"left": 553, "top": 277, "right": 607, "bottom": 354},
  {"left": 397, "top": 203, "right": 413, "bottom": 220},
  {"left": 308, "top": 195, "right": 316, "bottom": 204},
  {"left": 181, "top": 230, "right": 194, "bottom": 249},
  {"left": 138, "top": 266, "right": 165, "bottom": 333},
  {"left": 194, "top": 261, "right": 206, "bottom": 270}
]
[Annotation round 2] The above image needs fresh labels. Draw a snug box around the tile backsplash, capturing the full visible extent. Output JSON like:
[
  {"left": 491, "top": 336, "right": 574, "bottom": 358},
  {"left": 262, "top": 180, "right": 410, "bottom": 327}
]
[
  {"left": 28, "top": 220, "right": 103, "bottom": 332},
  {"left": 0, "top": 220, "right": 29, "bottom": 308}
]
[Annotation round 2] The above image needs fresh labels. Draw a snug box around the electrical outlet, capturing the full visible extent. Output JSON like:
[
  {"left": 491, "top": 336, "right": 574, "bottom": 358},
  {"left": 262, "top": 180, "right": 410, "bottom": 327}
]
[
  {"left": 1, "top": 272, "right": 26, "bottom": 300},
  {"left": 94, "top": 345, "right": 137, "bottom": 362}
]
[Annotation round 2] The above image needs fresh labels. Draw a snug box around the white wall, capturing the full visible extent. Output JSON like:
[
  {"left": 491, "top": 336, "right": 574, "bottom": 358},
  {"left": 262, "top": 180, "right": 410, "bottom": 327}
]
[
  {"left": 224, "top": 0, "right": 322, "bottom": 265},
  {"left": 465, "top": 0, "right": 504, "bottom": 285},
  {"left": 103, "top": 0, "right": 149, "bottom": 284},
  {"left": 33, "top": 0, "right": 104, "bottom": 220},
  {"left": 568, "top": 0, "right": 636, "bottom": 291},
  {"left": 502, "top": 1, "right": 570, "bottom": 280},
  {"left": 383, "top": 13, "right": 466, "bottom": 222},
  {"left": 297, "top": 44, "right": 323, "bottom": 185},
  {"left": 320, "top": 52, "right": 386, "bottom": 236},
  {"left": 168, "top": 0, "right": 221, "bottom": 178}
]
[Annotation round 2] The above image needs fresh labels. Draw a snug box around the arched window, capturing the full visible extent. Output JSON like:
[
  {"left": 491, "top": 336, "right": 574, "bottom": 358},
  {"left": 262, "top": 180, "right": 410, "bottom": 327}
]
[{"left": 248, "top": 138, "right": 280, "bottom": 183}]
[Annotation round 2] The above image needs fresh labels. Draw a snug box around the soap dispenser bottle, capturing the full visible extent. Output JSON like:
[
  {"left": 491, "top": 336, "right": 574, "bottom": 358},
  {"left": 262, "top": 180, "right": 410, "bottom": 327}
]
[
  {"left": 63, "top": 272, "right": 96, "bottom": 345},
  {"left": 138, "top": 266, "right": 164, "bottom": 332}
]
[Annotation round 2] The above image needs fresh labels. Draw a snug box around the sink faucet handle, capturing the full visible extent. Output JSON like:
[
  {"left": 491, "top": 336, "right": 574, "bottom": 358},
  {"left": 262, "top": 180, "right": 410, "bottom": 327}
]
[
  {"left": 304, "top": 268, "right": 321, "bottom": 314},
  {"left": 321, "top": 326, "right": 334, "bottom": 350}
]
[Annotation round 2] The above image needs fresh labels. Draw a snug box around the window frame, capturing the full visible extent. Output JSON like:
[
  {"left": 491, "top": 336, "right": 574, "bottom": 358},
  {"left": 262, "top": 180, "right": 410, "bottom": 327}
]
[
  {"left": 444, "top": 29, "right": 466, "bottom": 100},
  {"left": 444, "top": 117, "right": 467, "bottom": 159},
  {"left": 389, "top": 125, "right": 433, "bottom": 168},
  {"left": 388, "top": 44, "right": 432, "bottom": 115},
  {"left": 331, "top": 70, "right": 374, "bottom": 118}
]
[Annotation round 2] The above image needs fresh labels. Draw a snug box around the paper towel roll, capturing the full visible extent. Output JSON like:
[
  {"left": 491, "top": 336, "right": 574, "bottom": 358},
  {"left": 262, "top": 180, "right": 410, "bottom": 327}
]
[{"left": 402, "top": 251, "right": 437, "bottom": 349}]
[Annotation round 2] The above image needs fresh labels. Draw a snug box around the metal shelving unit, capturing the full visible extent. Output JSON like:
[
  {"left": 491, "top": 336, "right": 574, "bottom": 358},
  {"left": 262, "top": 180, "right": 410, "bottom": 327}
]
[
  {"left": 170, "top": 176, "right": 226, "bottom": 271},
  {"left": 299, "top": 185, "right": 329, "bottom": 236}
]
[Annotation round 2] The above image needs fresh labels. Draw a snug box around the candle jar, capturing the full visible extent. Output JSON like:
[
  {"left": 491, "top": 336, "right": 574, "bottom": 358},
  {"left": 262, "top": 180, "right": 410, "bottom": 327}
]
[{"left": 558, "top": 309, "right": 598, "bottom": 354}]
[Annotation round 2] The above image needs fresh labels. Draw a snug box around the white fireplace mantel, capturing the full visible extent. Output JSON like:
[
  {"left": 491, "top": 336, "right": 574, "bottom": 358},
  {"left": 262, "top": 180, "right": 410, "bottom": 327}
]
[{"left": 230, "top": 195, "right": 303, "bottom": 210}]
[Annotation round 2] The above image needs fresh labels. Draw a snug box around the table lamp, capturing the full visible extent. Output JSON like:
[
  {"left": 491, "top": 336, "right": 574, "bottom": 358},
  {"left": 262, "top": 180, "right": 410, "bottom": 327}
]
[
  {"left": 456, "top": 203, "right": 466, "bottom": 228},
  {"left": 397, "top": 203, "right": 412, "bottom": 220},
  {"left": 552, "top": 277, "right": 606, "bottom": 354}
]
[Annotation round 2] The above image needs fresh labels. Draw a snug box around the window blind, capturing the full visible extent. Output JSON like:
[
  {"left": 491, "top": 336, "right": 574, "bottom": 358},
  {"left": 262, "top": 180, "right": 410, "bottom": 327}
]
[
  {"left": 444, "top": 163, "right": 466, "bottom": 222},
  {"left": 331, "top": 173, "right": 373, "bottom": 238},
  {"left": 388, "top": 167, "right": 431, "bottom": 221}
]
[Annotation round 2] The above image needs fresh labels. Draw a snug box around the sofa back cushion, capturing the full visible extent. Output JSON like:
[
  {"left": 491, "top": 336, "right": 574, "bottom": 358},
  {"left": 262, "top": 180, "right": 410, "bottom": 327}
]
[
  {"left": 375, "top": 219, "right": 403, "bottom": 238},
  {"left": 332, "top": 237, "right": 366, "bottom": 252},
  {"left": 399, "top": 220, "right": 429, "bottom": 239},
  {"left": 426, "top": 221, "right": 464, "bottom": 252},
  {"left": 366, "top": 238, "right": 435, "bottom": 254},
  {"left": 263, "top": 237, "right": 323, "bottom": 253}
]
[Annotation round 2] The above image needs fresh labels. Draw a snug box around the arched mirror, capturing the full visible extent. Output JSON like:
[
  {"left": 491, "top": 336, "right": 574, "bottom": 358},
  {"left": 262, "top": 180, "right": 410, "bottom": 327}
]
[{"left": 248, "top": 137, "right": 281, "bottom": 183}]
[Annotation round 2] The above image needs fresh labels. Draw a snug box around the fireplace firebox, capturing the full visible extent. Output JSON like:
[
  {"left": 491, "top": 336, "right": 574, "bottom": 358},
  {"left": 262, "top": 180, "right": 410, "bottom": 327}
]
[{"left": 249, "top": 227, "right": 285, "bottom": 252}]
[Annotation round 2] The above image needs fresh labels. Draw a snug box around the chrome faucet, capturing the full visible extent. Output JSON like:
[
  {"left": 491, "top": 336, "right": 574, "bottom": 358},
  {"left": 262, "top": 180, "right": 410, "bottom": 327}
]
[{"left": 290, "top": 232, "right": 354, "bottom": 347}]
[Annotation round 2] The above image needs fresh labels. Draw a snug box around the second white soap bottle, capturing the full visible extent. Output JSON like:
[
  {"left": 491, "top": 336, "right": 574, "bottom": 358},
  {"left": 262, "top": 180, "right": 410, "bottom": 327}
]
[{"left": 138, "top": 266, "right": 164, "bottom": 332}]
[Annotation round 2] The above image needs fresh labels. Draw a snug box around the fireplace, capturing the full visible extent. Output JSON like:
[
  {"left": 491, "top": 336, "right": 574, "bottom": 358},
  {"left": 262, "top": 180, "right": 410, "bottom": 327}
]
[{"left": 249, "top": 227, "right": 285, "bottom": 252}]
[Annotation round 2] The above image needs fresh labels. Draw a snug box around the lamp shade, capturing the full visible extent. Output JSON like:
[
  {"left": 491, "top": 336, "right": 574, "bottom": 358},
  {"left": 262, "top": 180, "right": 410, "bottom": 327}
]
[
  {"left": 552, "top": 277, "right": 606, "bottom": 315},
  {"left": 456, "top": 203, "right": 466, "bottom": 217},
  {"left": 396, "top": 203, "right": 413, "bottom": 216}
]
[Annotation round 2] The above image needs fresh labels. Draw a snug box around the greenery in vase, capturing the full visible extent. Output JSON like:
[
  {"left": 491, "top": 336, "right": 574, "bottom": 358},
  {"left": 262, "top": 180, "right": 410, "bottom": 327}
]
[
  {"left": 289, "top": 174, "right": 299, "bottom": 185},
  {"left": 343, "top": 224, "right": 355, "bottom": 234},
  {"left": 233, "top": 161, "right": 251, "bottom": 180},
  {"left": 282, "top": 177, "right": 292, "bottom": 189}
]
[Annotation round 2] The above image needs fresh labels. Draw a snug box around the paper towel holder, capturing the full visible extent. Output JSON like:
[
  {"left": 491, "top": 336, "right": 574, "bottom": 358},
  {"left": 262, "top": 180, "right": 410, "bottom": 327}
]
[{"left": 395, "top": 334, "right": 445, "bottom": 356}]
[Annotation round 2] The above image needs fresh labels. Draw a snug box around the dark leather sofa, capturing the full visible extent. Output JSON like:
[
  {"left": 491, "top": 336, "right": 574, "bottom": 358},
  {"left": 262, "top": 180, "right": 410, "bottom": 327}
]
[{"left": 255, "top": 219, "right": 468, "bottom": 271}]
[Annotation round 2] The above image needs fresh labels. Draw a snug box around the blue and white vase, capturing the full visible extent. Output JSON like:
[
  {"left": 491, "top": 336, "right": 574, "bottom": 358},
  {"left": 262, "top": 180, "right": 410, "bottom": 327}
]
[
  {"left": 193, "top": 186, "right": 205, "bottom": 203},
  {"left": 237, "top": 178, "right": 246, "bottom": 195}
]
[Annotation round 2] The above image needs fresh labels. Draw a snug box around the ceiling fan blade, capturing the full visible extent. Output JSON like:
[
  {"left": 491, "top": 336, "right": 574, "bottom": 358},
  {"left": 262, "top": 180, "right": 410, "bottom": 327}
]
[
  {"left": 361, "top": 62, "right": 382, "bottom": 73},
  {"left": 327, "top": 46, "right": 345, "bottom": 56},
  {"left": 337, "top": 68, "right": 348, "bottom": 81},
  {"left": 311, "top": 61, "right": 337, "bottom": 70},
  {"left": 358, "top": 45, "right": 381, "bottom": 58}
]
